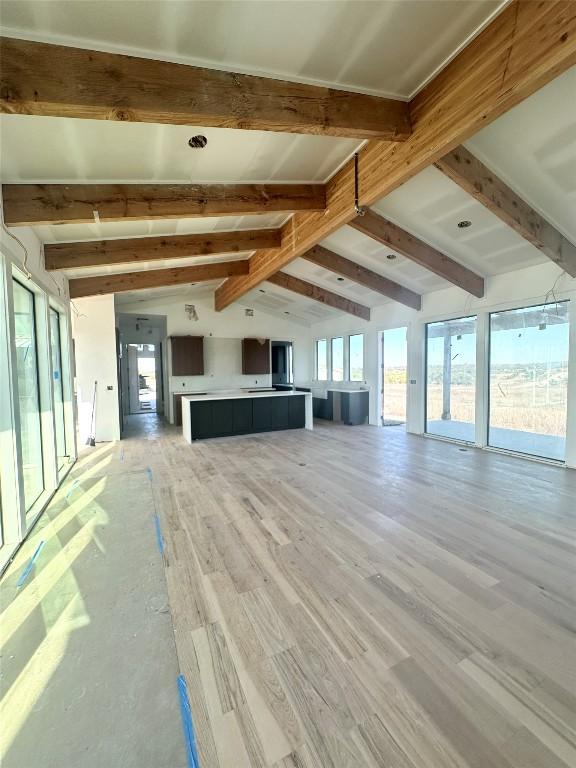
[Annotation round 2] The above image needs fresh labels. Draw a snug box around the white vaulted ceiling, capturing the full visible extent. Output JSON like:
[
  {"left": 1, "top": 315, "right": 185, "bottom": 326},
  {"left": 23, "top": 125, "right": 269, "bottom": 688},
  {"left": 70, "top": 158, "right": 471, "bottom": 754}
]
[
  {"left": 1, "top": 3, "right": 573, "bottom": 323},
  {"left": 466, "top": 67, "right": 576, "bottom": 245},
  {"left": 0, "top": 0, "right": 505, "bottom": 99}
]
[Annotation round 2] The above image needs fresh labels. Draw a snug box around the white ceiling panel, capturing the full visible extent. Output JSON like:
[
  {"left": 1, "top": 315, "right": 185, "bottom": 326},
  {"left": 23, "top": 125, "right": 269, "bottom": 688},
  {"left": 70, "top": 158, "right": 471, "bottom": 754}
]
[
  {"left": 321, "top": 225, "right": 447, "bottom": 294},
  {"left": 28, "top": 213, "right": 287, "bottom": 245},
  {"left": 283, "top": 259, "right": 391, "bottom": 308},
  {"left": 466, "top": 66, "right": 576, "bottom": 244},
  {"left": 0, "top": 0, "right": 505, "bottom": 99},
  {"left": 371, "top": 166, "right": 549, "bottom": 278},
  {"left": 114, "top": 280, "right": 222, "bottom": 306},
  {"left": 0, "top": 115, "right": 360, "bottom": 184},
  {"left": 63, "top": 252, "right": 251, "bottom": 280}
]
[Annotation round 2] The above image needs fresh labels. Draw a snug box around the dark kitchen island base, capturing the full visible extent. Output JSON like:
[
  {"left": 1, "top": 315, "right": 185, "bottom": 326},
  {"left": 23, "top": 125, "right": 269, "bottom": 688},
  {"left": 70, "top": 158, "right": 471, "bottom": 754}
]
[{"left": 182, "top": 393, "right": 311, "bottom": 441}]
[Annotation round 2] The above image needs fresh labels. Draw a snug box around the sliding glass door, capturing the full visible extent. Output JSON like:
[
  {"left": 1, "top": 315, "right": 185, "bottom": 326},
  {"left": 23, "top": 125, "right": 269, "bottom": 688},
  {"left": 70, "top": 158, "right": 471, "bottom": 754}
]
[
  {"left": 489, "top": 302, "right": 569, "bottom": 461},
  {"left": 50, "top": 307, "right": 68, "bottom": 472},
  {"left": 426, "top": 316, "right": 477, "bottom": 442},
  {"left": 13, "top": 280, "right": 44, "bottom": 511}
]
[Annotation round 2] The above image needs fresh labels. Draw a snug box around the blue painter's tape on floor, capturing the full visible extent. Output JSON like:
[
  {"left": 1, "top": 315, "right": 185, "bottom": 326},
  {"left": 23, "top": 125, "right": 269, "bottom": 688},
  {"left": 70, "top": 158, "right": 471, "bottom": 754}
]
[
  {"left": 146, "top": 467, "right": 153, "bottom": 481},
  {"left": 120, "top": 448, "right": 125, "bottom": 462},
  {"left": 66, "top": 479, "right": 78, "bottom": 499},
  {"left": 154, "top": 514, "right": 165, "bottom": 556},
  {"left": 177, "top": 674, "right": 200, "bottom": 768},
  {"left": 17, "top": 540, "right": 46, "bottom": 588}
]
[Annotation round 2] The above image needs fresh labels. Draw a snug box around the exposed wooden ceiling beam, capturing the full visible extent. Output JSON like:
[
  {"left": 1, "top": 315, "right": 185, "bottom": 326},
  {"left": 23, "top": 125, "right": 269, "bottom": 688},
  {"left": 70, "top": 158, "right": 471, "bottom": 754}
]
[
  {"left": 0, "top": 37, "right": 411, "bottom": 140},
  {"left": 68, "top": 259, "right": 248, "bottom": 298},
  {"left": 267, "top": 271, "right": 370, "bottom": 321},
  {"left": 434, "top": 145, "right": 576, "bottom": 278},
  {"left": 215, "top": 1, "right": 576, "bottom": 309},
  {"left": 349, "top": 210, "right": 484, "bottom": 297},
  {"left": 45, "top": 228, "right": 281, "bottom": 270},
  {"left": 301, "top": 244, "right": 421, "bottom": 310},
  {"left": 2, "top": 183, "right": 326, "bottom": 226}
]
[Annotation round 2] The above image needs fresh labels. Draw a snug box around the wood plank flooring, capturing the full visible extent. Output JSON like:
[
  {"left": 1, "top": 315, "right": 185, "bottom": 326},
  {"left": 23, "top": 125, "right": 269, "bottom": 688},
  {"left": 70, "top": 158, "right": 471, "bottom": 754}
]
[{"left": 121, "top": 418, "right": 576, "bottom": 768}]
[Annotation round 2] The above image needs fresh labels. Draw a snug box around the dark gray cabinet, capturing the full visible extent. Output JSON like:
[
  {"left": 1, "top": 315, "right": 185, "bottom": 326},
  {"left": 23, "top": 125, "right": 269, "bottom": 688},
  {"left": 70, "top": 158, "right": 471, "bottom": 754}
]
[
  {"left": 270, "top": 396, "right": 290, "bottom": 429},
  {"left": 252, "top": 397, "right": 272, "bottom": 430},
  {"left": 189, "top": 395, "right": 306, "bottom": 440},
  {"left": 191, "top": 401, "right": 212, "bottom": 438},
  {"left": 212, "top": 400, "right": 234, "bottom": 435},
  {"left": 288, "top": 394, "right": 306, "bottom": 427},
  {"left": 232, "top": 398, "right": 252, "bottom": 433}
]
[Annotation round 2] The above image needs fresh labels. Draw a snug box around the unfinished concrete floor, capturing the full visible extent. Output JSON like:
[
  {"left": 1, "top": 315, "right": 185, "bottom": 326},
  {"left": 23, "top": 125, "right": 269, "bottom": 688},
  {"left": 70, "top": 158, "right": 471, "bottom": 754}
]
[{"left": 0, "top": 427, "right": 186, "bottom": 768}]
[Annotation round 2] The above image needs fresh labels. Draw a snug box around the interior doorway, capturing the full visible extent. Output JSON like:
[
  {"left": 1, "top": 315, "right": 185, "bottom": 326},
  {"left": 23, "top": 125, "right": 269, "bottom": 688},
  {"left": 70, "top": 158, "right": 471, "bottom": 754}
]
[
  {"left": 380, "top": 327, "right": 408, "bottom": 426},
  {"left": 127, "top": 343, "right": 157, "bottom": 414},
  {"left": 271, "top": 341, "right": 294, "bottom": 386}
]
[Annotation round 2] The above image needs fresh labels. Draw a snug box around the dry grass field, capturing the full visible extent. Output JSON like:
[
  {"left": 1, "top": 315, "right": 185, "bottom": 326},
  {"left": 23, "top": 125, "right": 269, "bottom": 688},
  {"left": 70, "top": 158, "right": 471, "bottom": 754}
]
[{"left": 383, "top": 370, "right": 568, "bottom": 437}]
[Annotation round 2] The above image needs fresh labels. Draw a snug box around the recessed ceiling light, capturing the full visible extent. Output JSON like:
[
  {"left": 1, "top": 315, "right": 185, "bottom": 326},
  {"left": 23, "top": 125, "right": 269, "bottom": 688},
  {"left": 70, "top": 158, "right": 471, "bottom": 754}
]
[
  {"left": 188, "top": 135, "right": 208, "bottom": 148},
  {"left": 259, "top": 289, "right": 266, "bottom": 293},
  {"left": 337, "top": 277, "right": 344, "bottom": 281},
  {"left": 458, "top": 220, "right": 472, "bottom": 228},
  {"left": 386, "top": 253, "right": 396, "bottom": 260},
  {"left": 284, "top": 311, "right": 290, "bottom": 315}
]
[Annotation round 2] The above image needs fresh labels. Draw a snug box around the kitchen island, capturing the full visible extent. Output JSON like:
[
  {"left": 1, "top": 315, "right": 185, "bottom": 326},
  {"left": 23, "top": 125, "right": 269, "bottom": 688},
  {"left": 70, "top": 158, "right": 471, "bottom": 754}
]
[{"left": 182, "top": 390, "right": 313, "bottom": 442}]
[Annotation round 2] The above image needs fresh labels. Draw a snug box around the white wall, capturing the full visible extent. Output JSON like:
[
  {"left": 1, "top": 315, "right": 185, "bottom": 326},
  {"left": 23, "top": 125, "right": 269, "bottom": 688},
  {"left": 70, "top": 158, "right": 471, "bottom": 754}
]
[
  {"left": 72, "top": 295, "right": 120, "bottom": 443},
  {"left": 309, "top": 262, "right": 576, "bottom": 467},
  {"left": 116, "top": 293, "right": 313, "bottom": 421}
]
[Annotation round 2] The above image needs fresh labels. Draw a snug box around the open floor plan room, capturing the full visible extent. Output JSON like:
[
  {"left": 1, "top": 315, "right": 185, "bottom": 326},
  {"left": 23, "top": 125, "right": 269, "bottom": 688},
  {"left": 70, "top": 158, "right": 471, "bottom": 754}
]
[{"left": 1, "top": 1, "right": 575, "bottom": 766}]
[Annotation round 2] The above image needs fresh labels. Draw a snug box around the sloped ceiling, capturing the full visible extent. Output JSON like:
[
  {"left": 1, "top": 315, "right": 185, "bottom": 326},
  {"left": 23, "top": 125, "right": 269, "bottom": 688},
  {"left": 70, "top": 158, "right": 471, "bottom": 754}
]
[
  {"left": 1, "top": 4, "right": 573, "bottom": 324},
  {"left": 0, "top": 0, "right": 505, "bottom": 99}
]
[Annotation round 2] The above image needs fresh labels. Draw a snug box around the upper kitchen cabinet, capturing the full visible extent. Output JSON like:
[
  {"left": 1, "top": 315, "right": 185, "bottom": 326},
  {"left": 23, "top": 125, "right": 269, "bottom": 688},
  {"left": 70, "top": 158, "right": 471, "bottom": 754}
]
[
  {"left": 242, "top": 338, "right": 270, "bottom": 375},
  {"left": 171, "top": 336, "right": 204, "bottom": 376}
]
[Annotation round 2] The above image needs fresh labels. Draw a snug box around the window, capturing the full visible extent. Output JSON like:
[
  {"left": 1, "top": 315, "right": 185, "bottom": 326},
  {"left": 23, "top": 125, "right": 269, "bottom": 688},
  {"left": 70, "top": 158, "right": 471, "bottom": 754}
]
[
  {"left": 331, "top": 337, "right": 344, "bottom": 381},
  {"left": 316, "top": 339, "right": 327, "bottom": 380},
  {"left": 50, "top": 307, "right": 68, "bottom": 472},
  {"left": 13, "top": 280, "right": 44, "bottom": 511},
  {"left": 426, "top": 316, "right": 477, "bottom": 442},
  {"left": 488, "top": 301, "right": 569, "bottom": 461},
  {"left": 348, "top": 334, "right": 364, "bottom": 381}
]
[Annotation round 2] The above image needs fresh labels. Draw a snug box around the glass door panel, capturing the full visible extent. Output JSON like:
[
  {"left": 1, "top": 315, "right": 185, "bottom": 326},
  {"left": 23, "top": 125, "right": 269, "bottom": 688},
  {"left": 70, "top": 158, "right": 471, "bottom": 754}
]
[
  {"left": 382, "top": 327, "right": 407, "bottom": 425},
  {"left": 489, "top": 302, "right": 569, "bottom": 461},
  {"left": 13, "top": 280, "right": 44, "bottom": 511},
  {"left": 50, "top": 308, "right": 68, "bottom": 471},
  {"left": 426, "top": 316, "right": 477, "bottom": 442}
]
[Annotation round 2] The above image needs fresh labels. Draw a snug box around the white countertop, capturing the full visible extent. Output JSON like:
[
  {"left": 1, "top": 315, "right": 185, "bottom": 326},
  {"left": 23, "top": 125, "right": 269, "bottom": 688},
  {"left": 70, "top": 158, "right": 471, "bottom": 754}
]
[
  {"left": 182, "top": 390, "right": 311, "bottom": 403},
  {"left": 327, "top": 388, "right": 368, "bottom": 394}
]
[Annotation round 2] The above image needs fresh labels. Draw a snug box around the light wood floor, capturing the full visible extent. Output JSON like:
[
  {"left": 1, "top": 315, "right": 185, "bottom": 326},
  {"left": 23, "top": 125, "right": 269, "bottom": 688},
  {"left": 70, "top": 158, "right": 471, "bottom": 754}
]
[{"left": 123, "top": 417, "right": 576, "bottom": 768}]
